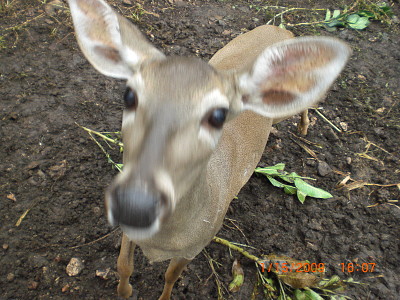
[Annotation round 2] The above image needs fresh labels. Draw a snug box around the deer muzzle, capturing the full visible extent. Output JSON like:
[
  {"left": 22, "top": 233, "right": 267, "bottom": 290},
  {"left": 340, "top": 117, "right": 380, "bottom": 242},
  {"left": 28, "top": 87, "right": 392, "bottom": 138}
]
[
  {"left": 105, "top": 170, "right": 175, "bottom": 240},
  {"left": 110, "top": 186, "right": 161, "bottom": 228}
]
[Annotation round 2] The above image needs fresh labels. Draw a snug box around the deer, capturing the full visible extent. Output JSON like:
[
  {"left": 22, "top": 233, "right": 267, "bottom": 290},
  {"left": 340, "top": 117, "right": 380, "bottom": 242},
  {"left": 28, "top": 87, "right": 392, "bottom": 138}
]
[{"left": 67, "top": 0, "right": 351, "bottom": 298}]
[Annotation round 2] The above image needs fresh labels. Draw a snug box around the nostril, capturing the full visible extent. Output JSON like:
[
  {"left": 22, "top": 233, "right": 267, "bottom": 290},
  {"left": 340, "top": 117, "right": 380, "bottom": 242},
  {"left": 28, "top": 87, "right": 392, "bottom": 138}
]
[{"left": 111, "top": 186, "right": 161, "bottom": 228}]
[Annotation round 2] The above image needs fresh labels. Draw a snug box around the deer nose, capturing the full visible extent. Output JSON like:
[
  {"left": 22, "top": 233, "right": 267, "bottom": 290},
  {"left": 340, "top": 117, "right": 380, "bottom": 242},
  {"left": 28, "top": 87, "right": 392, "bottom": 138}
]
[{"left": 110, "top": 186, "right": 161, "bottom": 228}]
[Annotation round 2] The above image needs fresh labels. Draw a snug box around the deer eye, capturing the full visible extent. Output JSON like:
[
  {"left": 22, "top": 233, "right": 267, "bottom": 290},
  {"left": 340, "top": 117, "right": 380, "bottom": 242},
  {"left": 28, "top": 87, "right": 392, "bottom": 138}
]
[
  {"left": 203, "top": 108, "right": 228, "bottom": 129},
  {"left": 124, "top": 87, "right": 138, "bottom": 110}
]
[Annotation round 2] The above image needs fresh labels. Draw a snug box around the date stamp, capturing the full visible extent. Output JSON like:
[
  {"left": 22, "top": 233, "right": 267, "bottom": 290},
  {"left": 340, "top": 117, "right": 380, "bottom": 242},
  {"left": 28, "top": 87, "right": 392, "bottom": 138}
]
[{"left": 260, "top": 262, "right": 325, "bottom": 273}]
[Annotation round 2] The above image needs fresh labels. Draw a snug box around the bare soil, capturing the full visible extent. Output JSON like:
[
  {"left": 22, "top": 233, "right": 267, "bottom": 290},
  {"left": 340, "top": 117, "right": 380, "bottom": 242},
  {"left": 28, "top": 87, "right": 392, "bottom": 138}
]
[{"left": 1, "top": 0, "right": 399, "bottom": 299}]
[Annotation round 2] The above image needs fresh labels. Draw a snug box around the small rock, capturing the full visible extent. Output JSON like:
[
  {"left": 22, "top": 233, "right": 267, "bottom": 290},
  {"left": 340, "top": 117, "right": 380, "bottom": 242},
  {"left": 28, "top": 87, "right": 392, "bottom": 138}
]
[
  {"left": 96, "top": 268, "right": 111, "bottom": 280},
  {"left": 2, "top": 243, "right": 9, "bottom": 250},
  {"left": 339, "top": 122, "right": 348, "bottom": 132},
  {"left": 317, "top": 161, "right": 332, "bottom": 177},
  {"left": 28, "top": 254, "right": 49, "bottom": 268},
  {"left": 37, "top": 169, "right": 47, "bottom": 179},
  {"left": 217, "top": 20, "right": 226, "bottom": 26},
  {"left": 48, "top": 160, "right": 67, "bottom": 179},
  {"left": 306, "top": 242, "right": 319, "bottom": 251},
  {"left": 7, "top": 193, "right": 16, "bottom": 202},
  {"left": 62, "top": 283, "right": 70, "bottom": 293},
  {"left": 66, "top": 257, "right": 84, "bottom": 276},
  {"left": 306, "top": 159, "right": 317, "bottom": 167},
  {"left": 346, "top": 157, "right": 352, "bottom": 165},
  {"left": 26, "top": 161, "right": 40, "bottom": 170},
  {"left": 92, "top": 206, "right": 102, "bottom": 217},
  {"left": 28, "top": 280, "right": 39, "bottom": 290},
  {"left": 7, "top": 273, "right": 15, "bottom": 282},
  {"left": 324, "top": 127, "right": 340, "bottom": 142}
]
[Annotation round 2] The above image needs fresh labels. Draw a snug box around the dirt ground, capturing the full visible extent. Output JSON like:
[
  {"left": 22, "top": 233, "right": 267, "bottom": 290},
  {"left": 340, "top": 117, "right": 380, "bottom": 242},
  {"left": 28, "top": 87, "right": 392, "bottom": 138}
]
[{"left": 1, "top": 0, "right": 399, "bottom": 299}]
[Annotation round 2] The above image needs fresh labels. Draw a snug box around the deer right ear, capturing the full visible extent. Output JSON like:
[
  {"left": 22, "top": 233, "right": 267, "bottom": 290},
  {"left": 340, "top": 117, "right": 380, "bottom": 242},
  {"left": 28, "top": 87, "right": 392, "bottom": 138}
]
[
  {"left": 236, "top": 37, "right": 351, "bottom": 119},
  {"left": 68, "top": 0, "right": 165, "bottom": 79}
]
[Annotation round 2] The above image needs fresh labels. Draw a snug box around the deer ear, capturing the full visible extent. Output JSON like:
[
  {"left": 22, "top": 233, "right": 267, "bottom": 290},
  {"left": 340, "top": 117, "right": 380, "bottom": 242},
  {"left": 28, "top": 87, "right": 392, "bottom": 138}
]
[
  {"left": 68, "top": 0, "right": 165, "bottom": 79},
  {"left": 237, "top": 37, "right": 351, "bottom": 118}
]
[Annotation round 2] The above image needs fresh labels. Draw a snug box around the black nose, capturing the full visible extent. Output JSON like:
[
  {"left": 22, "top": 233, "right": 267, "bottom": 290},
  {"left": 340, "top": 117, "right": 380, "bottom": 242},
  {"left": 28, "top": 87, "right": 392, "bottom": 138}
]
[{"left": 111, "top": 186, "right": 160, "bottom": 228}]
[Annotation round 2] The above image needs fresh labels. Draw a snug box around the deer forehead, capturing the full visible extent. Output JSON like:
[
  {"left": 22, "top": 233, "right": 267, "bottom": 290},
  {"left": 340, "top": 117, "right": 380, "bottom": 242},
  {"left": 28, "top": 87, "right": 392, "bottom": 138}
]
[{"left": 129, "top": 57, "right": 231, "bottom": 112}]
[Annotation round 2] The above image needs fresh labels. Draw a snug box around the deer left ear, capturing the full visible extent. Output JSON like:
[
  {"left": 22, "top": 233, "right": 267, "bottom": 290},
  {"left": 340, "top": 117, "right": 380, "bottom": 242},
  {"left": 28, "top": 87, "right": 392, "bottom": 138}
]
[
  {"left": 235, "top": 37, "right": 351, "bottom": 119},
  {"left": 68, "top": 0, "right": 165, "bottom": 79}
]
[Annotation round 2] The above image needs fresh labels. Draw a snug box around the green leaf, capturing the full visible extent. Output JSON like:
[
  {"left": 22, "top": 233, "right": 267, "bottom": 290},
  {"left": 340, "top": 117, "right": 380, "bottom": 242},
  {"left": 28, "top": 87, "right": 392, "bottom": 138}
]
[
  {"left": 267, "top": 176, "right": 297, "bottom": 195},
  {"left": 294, "top": 178, "right": 333, "bottom": 199},
  {"left": 318, "top": 275, "right": 340, "bottom": 288},
  {"left": 325, "top": 19, "right": 345, "bottom": 28},
  {"left": 348, "top": 16, "right": 370, "bottom": 30},
  {"left": 332, "top": 9, "right": 341, "bottom": 19},
  {"left": 358, "top": 10, "right": 375, "bottom": 18},
  {"left": 293, "top": 289, "right": 307, "bottom": 300},
  {"left": 267, "top": 175, "right": 286, "bottom": 188},
  {"left": 346, "top": 14, "right": 360, "bottom": 24},
  {"left": 277, "top": 171, "right": 296, "bottom": 184},
  {"left": 325, "top": 9, "right": 331, "bottom": 21},
  {"left": 303, "top": 289, "right": 324, "bottom": 300},
  {"left": 284, "top": 185, "right": 297, "bottom": 195},
  {"left": 296, "top": 190, "right": 307, "bottom": 204},
  {"left": 255, "top": 163, "right": 285, "bottom": 176}
]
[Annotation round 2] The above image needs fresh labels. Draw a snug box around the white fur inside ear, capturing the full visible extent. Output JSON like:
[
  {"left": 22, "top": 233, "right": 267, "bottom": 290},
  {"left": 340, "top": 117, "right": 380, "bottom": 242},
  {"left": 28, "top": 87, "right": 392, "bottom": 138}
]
[
  {"left": 121, "top": 47, "right": 141, "bottom": 68},
  {"left": 69, "top": 0, "right": 134, "bottom": 79},
  {"left": 239, "top": 37, "right": 351, "bottom": 119}
]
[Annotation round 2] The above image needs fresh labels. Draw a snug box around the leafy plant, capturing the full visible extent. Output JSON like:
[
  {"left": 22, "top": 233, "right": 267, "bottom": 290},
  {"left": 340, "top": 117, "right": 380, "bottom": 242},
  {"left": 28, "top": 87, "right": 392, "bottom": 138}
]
[
  {"left": 258, "top": 1, "right": 394, "bottom": 31},
  {"left": 324, "top": 2, "right": 394, "bottom": 31},
  {"left": 255, "top": 163, "right": 332, "bottom": 203}
]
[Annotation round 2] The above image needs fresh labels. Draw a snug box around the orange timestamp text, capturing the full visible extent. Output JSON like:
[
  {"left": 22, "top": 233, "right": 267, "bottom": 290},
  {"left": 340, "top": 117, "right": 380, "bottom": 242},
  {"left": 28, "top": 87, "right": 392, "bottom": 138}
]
[
  {"left": 339, "top": 262, "right": 376, "bottom": 273},
  {"left": 260, "top": 262, "right": 326, "bottom": 273}
]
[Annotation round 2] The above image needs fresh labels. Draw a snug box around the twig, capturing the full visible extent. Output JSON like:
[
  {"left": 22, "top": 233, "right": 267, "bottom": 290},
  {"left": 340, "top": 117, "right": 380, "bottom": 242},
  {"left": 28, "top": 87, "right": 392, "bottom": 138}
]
[
  {"left": 69, "top": 228, "right": 119, "bottom": 249},
  {"left": 77, "top": 123, "right": 123, "bottom": 147},
  {"left": 224, "top": 218, "right": 250, "bottom": 244},
  {"left": 15, "top": 198, "right": 41, "bottom": 227},
  {"left": 203, "top": 250, "right": 226, "bottom": 300},
  {"left": 264, "top": 7, "right": 326, "bottom": 26},
  {"left": 311, "top": 108, "right": 342, "bottom": 132},
  {"left": 2, "top": 12, "right": 45, "bottom": 33},
  {"left": 213, "top": 237, "right": 261, "bottom": 264}
]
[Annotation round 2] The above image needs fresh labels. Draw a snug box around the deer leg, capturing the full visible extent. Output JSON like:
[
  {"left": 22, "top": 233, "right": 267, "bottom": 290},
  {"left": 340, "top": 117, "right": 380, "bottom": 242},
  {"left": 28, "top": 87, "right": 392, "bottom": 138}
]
[
  {"left": 298, "top": 109, "right": 310, "bottom": 135},
  {"left": 158, "top": 257, "right": 191, "bottom": 300},
  {"left": 117, "top": 233, "right": 136, "bottom": 299}
]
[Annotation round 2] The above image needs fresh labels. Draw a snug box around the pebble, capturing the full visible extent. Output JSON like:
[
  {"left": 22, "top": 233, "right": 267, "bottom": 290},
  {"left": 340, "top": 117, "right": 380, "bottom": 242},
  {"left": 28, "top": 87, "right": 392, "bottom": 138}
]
[
  {"left": 7, "top": 273, "right": 15, "bottom": 282},
  {"left": 62, "top": 283, "right": 70, "bottom": 293},
  {"left": 92, "top": 206, "right": 102, "bottom": 217},
  {"left": 317, "top": 161, "right": 332, "bottom": 177},
  {"left": 28, "top": 281, "right": 39, "bottom": 290},
  {"left": 66, "top": 257, "right": 84, "bottom": 276},
  {"left": 95, "top": 268, "right": 111, "bottom": 280}
]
